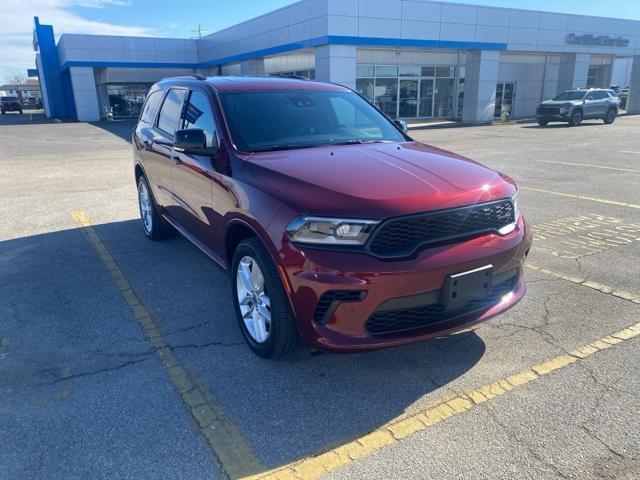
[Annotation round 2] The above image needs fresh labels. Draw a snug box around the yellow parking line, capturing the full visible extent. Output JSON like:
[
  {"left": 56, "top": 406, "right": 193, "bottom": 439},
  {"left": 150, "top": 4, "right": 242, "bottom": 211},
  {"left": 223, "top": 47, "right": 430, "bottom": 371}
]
[
  {"left": 527, "top": 159, "right": 640, "bottom": 174},
  {"left": 520, "top": 187, "right": 640, "bottom": 210},
  {"left": 525, "top": 263, "right": 640, "bottom": 305},
  {"left": 242, "top": 321, "right": 640, "bottom": 480},
  {"left": 70, "top": 211, "right": 264, "bottom": 479}
]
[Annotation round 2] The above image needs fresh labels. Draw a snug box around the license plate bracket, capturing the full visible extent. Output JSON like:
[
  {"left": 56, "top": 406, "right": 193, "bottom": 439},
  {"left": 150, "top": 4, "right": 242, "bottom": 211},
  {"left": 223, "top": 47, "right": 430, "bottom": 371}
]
[{"left": 442, "top": 265, "right": 493, "bottom": 310}]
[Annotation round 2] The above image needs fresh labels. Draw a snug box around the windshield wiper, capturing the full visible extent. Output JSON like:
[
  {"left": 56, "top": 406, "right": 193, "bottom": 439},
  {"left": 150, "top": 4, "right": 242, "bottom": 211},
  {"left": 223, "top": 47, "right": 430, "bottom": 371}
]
[
  {"left": 249, "top": 144, "right": 317, "bottom": 152},
  {"left": 330, "top": 140, "right": 387, "bottom": 146}
]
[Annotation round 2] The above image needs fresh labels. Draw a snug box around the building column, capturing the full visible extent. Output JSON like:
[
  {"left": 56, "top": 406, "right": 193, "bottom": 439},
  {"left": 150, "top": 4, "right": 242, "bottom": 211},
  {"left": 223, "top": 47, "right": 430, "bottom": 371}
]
[
  {"left": 314, "top": 45, "right": 357, "bottom": 90},
  {"left": 626, "top": 56, "right": 640, "bottom": 114},
  {"left": 462, "top": 50, "right": 500, "bottom": 124},
  {"left": 557, "top": 53, "right": 590, "bottom": 93},
  {"left": 240, "top": 58, "right": 265, "bottom": 76},
  {"left": 68, "top": 67, "right": 100, "bottom": 121}
]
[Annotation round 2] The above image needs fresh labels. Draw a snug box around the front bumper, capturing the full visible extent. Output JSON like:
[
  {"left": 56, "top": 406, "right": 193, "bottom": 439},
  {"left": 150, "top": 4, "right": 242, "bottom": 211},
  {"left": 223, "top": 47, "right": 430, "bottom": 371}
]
[
  {"left": 536, "top": 113, "right": 569, "bottom": 122},
  {"left": 282, "top": 215, "right": 532, "bottom": 351}
]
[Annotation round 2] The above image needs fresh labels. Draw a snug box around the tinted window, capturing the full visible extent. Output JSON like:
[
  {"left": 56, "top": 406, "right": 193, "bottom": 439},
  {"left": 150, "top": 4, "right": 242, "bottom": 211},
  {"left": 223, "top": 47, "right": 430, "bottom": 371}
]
[
  {"left": 220, "top": 90, "right": 405, "bottom": 152},
  {"left": 2, "top": 96, "right": 19, "bottom": 102},
  {"left": 157, "top": 89, "right": 186, "bottom": 135},
  {"left": 182, "top": 90, "right": 217, "bottom": 147},
  {"left": 140, "top": 90, "right": 162, "bottom": 124},
  {"left": 554, "top": 91, "right": 586, "bottom": 101}
]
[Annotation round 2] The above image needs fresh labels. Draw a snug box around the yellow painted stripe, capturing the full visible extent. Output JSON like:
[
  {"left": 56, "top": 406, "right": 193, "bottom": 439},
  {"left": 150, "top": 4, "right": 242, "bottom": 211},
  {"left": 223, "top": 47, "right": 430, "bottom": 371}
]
[
  {"left": 526, "top": 159, "right": 640, "bottom": 174},
  {"left": 241, "top": 324, "right": 640, "bottom": 480},
  {"left": 70, "top": 211, "right": 264, "bottom": 479},
  {"left": 520, "top": 187, "right": 640, "bottom": 210},
  {"left": 525, "top": 263, "right": 640, "bottom": 305}
]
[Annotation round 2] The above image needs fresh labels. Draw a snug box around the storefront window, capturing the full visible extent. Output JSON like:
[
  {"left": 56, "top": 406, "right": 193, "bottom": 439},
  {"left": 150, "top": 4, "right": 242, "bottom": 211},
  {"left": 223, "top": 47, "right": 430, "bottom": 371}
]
[
  {"left": 374, "top": 78, "right": 398, "bottom": 118},
  {"left": 356, "top": 64, "right": 458, "bottom": 119},
  {"left": 106, "top": 84, "right": 152, "bottom": 118}
]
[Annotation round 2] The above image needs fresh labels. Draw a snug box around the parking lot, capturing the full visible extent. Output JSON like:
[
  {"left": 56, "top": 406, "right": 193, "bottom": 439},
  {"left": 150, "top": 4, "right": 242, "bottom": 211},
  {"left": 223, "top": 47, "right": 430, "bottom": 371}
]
[{"left": 1, "top": 113, "right": 639, "bottom": 479}]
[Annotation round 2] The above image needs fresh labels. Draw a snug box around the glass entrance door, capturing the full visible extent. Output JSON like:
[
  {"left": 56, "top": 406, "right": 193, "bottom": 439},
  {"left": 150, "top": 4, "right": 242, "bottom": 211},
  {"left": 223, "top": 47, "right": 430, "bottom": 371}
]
[
  {"left": 495, "top": 82, "right": 515, "bottom": 118},
  {"left": 419, "top": 78, "right": 434, "bottom": 118},
  {"left": 398, "top": 79, "right": 419, "bottom": 118}
]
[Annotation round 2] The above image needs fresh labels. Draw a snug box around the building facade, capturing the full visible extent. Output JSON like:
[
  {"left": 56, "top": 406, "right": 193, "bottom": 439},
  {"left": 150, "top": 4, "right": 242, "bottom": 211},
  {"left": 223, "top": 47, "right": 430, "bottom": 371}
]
[{"left": 33, "top": 1, "right": 640, "bottom": 123}]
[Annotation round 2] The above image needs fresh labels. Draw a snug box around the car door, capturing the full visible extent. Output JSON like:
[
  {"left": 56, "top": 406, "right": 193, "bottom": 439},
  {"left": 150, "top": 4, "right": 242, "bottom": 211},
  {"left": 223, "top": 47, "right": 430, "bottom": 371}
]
[
  {"left": 170, "top": 88, "right": 220, "bottom": 254},
  {"left": 149, "top": 87, "right": 188, "bottom": 218},
  {"left": 583, "top": 92, "right": 598, "bottom": 118},
  {"left": 134, "top": 89, "right": 172, "bottom": 206}
]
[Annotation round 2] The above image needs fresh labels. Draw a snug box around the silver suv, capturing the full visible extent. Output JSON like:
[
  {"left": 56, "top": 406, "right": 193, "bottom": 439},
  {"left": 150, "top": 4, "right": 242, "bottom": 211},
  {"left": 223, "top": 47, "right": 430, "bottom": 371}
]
[{"left": 536, "top": 89, "right": 620, "bottom": 127}]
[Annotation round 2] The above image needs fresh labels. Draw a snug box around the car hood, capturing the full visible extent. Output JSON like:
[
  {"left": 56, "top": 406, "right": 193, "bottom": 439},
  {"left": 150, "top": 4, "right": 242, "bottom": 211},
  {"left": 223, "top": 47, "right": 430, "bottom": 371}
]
[
  {"left": 242, "top": 141, "right": 516, "bottom": 219},
  {"left": 540, "top": 99, "right": 580, "bottom": 106}
]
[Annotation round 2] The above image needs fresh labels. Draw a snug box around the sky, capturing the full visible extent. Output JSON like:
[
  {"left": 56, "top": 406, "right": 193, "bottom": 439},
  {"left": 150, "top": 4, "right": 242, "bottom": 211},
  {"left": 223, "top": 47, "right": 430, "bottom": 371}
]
[{"left": 2, "top": 0, "right": 640, "bottom": 83}]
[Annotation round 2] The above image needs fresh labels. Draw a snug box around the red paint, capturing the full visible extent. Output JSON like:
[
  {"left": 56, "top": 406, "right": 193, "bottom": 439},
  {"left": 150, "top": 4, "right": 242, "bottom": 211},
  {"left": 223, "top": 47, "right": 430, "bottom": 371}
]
[{"left": 134, "top": 76, "right": 532, "bottom": 352}]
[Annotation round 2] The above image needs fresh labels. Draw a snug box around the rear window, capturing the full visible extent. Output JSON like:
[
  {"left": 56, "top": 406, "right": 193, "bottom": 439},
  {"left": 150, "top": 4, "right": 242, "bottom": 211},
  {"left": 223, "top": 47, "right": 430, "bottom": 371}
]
[
  {"left": 140, "top": 90, "right": 162, "bottom": 124},
  {"left": 157, "top": 89, "right": 186, "bottom": 135}
]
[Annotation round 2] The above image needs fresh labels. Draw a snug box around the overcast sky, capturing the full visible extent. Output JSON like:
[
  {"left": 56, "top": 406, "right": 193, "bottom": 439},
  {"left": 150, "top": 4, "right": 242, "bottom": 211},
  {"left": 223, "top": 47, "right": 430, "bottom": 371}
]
[{"left": 2, "top": 0, "right": 639, "bottom": 83}]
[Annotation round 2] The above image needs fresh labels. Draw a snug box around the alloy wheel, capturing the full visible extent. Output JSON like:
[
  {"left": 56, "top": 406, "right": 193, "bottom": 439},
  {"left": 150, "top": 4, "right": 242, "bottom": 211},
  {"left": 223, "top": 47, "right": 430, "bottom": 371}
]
[
  {"left": 236, "top": 256, "right": 272, "bottom": 343},
  {"left": 138, "top": 180, "right": 153, "bottom": 233}
]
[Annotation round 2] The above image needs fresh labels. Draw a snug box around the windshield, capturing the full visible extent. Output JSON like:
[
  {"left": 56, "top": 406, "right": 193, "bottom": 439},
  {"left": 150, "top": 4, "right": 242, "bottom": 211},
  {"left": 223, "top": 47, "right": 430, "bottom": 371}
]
[
  {"left": 553, "top": 91, "right": 586, "bottom": 101},
  {"left": 219, "top": 90, "right": 405, "bottom": 152},
  {"left": 1, "top": 96, "right": 19, "bottom": 102}
]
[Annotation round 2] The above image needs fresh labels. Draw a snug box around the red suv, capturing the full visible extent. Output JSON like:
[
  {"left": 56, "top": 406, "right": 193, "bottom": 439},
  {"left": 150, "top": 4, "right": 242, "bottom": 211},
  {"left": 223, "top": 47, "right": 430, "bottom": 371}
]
[{"left": 133, "top": 76, "right": 531, "bottom": 358}]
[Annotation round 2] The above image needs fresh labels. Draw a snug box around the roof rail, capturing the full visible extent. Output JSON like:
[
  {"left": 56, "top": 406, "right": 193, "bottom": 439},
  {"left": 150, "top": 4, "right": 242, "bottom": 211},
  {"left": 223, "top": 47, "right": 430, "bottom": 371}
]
[{"left": 191, "top": 73, "right": 207, "bottom": 80}]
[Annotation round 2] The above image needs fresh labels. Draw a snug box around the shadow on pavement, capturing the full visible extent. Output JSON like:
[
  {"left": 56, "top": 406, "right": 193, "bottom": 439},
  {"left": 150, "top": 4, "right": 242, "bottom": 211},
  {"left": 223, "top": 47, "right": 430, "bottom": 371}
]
[
  {"left": 90, "top": 119, "right": 137, "bottom": 144},
  {"left": 1, "top": 219, "right": 486, "bottom": 474}
]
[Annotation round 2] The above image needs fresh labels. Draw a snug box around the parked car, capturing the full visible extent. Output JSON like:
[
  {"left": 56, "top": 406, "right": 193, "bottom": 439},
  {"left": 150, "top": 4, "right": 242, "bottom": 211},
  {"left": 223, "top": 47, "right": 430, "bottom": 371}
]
[
  {"left": 133, "top": 76, "right": 531, "bottom": 358},
  {"left": 536, "top": 89, "right": 619, "bottom": 126},
  {"left": 609, "top": 85, "right": 622, "bottom": 97},
  {"left": 0, "top": 96, "right": 23, "bottom": 114}
]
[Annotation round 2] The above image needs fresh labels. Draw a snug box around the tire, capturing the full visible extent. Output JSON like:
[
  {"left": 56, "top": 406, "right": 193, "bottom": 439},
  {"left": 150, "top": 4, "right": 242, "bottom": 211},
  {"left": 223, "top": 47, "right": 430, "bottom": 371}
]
[
  {"left": 537, "top": 119, "right": 549, "bottom": 127},
  {"left": 137, "top": 175, "right": 171, "bottom": 240},
  {"left": 231, "top": 237, "right": 299, "bottom": 358},
  {"left": 603, "top": 108, "right": 616, "bottom": 125},
  {"left": 568, "top": 109, "right": 583, "bottom": 127}
]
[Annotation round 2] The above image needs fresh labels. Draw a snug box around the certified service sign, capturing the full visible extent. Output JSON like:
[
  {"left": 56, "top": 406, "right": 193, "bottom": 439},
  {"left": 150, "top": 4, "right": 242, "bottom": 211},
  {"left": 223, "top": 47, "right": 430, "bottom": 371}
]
[{"left": 566, "top": 33, "right": 630, "bottom": 47}]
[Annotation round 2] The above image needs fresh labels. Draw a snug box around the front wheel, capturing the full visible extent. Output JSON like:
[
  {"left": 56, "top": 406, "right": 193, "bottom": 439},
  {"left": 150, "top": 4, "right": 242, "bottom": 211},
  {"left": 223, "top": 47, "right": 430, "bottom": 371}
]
[
  {"left": 537, "top": 119, "right": 549, "bottom": 127},
  {"left": 604, "top": 108, "right": 616, "bottom": 125},
  {"left": 231, "top": 237, "right": 299, "bottom": 358},
  {"left": 568, "top": 110, "right": 583, "bottom": 127}
]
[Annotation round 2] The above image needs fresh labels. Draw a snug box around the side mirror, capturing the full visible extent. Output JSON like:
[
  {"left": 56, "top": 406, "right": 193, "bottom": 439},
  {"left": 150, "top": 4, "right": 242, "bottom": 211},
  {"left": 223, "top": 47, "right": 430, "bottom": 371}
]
[
  {"left": 174, "top": 129, "right": 212, "bottom": 154},
  {"left": 394, "top": 119, "right": 408, "bottom": 132}
]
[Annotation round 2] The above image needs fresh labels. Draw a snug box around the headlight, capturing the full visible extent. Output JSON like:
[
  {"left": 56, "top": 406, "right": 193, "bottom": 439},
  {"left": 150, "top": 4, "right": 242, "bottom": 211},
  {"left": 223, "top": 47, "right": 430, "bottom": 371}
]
[
  {"left": 286, "top": 217, "right": 379, "bottom": 246},
  {"left": 512, "top": 192, "right": 520, "bottom": 221}
]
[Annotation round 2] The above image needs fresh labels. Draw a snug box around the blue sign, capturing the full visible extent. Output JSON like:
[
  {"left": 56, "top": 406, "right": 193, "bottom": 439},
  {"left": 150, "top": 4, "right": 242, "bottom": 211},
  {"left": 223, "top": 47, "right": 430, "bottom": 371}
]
[{"left": 566, "top": 34, "right": 629, "bottom": 47}]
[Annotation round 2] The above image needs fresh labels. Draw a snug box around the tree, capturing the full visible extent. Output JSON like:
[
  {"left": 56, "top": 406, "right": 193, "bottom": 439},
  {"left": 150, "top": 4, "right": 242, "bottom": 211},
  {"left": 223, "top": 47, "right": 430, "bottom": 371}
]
[{"left": 3, "top": 69, "right": 28, "bottom": 102}]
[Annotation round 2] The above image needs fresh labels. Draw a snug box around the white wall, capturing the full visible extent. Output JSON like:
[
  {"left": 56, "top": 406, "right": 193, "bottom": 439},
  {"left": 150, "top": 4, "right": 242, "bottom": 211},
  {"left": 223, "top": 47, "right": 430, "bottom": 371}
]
[{"left": 68, "top": 67, "right": 100, "bottom": 121}]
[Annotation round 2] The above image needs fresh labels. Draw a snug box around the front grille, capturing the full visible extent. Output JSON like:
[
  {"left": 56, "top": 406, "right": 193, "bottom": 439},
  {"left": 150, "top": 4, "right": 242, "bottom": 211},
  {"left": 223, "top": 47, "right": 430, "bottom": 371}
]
[
  {"left": 538, "top": 106, "right": 560, "bottom": 115},
  {"left": 314, "top": 290, "right": 365, "bottom": 324},
  {"left": 368, "top": 199, "right": 515, "bottom": 258},
  {"left": 366, "top": 272, "right": 518, "bottom": 336}
]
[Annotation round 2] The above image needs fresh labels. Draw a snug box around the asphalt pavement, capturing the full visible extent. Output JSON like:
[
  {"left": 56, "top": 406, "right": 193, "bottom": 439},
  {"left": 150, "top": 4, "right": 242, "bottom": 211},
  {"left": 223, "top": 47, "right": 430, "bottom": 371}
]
[{"left": 1, "top": 114, "right": 639, "bottom": 479}]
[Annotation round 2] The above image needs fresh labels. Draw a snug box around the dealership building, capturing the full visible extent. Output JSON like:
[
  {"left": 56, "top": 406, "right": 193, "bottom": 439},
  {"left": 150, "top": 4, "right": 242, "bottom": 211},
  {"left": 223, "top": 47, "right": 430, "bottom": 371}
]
[{"left": 33, "top": 0, "right": 640, "bottom": 123}]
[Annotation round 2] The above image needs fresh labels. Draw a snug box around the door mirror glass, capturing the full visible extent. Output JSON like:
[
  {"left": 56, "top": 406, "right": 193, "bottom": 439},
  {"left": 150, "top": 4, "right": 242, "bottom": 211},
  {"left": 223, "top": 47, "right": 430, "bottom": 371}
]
[
  {"left": 394, "top": 119, "right": 408, "bottom": 132},
  {"left": 174, "top": 129, "right": 209, "bottom": 153}
]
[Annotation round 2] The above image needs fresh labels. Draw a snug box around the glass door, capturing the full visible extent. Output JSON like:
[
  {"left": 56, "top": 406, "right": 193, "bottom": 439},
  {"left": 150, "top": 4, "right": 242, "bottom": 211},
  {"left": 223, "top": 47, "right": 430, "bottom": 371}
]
[
  {"left": 495, "top": 82, "right": 515, "bottom": 118},
  {"left": 419, "top": 78, "right": 434, "bottom": 118},
  {"left": 398, "top": 79, "right": 419, "bottom": 118}
]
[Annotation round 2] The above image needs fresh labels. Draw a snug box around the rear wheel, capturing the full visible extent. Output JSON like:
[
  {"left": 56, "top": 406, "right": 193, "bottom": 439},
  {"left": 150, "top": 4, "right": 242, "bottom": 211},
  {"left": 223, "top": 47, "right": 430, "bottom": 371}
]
[
  {"left": 568, "top": 109, "right": 583, "bottom": 127},
  {"left": 604, "top": 108, "right": 616, "bottom": 125},
  {"left": 137, "top": 175, "right": 171, "bottom": 240},
  {"left": 537, "top": 119, "right": 548, "bottom": 127},
  {"left": 231, "top": 237, "right": 299, "bottom": 358}
]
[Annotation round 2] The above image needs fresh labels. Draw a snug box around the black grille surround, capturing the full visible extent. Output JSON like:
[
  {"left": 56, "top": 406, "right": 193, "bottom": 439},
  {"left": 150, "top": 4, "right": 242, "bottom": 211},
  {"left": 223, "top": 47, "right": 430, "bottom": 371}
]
[
  {"left": 367, "top": 199, "right": 515, "bottom": 258},
  {"left": 537, "top": 106, "right": 561, "bottom": 116},
  {"left": 314, "top": 290, "right": 366, "bottom": 325},
  {"left": 366, "top": 268, "right": 519, "bottom": 336}
]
